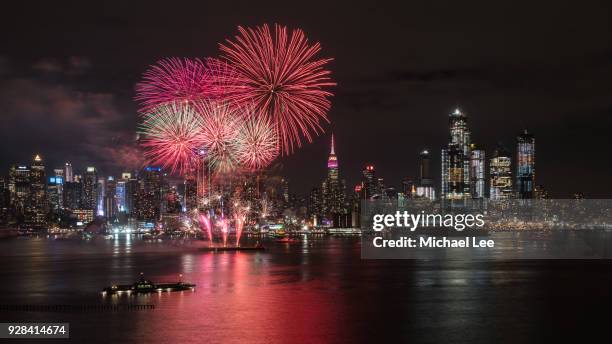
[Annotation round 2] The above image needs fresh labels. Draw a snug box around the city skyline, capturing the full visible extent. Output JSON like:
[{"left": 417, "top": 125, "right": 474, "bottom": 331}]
[
  {"left": 2, "top": 1, "right": 612, "bottom": 198},
  {"left": 0, "top": 108, "right": 576, "bottom": 199}
]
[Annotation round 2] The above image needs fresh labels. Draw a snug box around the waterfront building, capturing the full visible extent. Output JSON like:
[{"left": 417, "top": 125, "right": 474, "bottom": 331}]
[
  {"left": 321, "top": 134, "right": 347, "bottom": 225},
  {"left": 104, "top": 176, "right": 117, "bottom": 220},
  {"left": 441, "top": 108, "right": 472, "bottom": 200},
  {"left": 362, "top": 165, "right": 376, "bottom": 199},
  {"left": 82, "top": 167, "right": 97, "bottom": 211},
  {"left": 64, "top": 162, "right": 73, "bottom": 182},
  {"left": 416, "top": 149, "right": 435, "bottom": 200},
  {"left": 490, "top": 144, "right": 513, "bottom": 200},
  {"left": 516, "top": 130, "right": 535, "bottom": 199},
  {"left": 469, "top": 144, "right": 486, "bottom": 199},
  {"left": 26, "top": 154, "right": 48, "bottom": 226},
  {"left": 63, "top": 181, "right": 82, "bottom": 210},
  {"left": 134, "top": 166, "right": 163, "bottom": 221},
  {"left": 9, "top": 164, "right": 30, "bottom": 215},
  {"left": 47, "top": 174, "right": 64, "bottom": 210}
]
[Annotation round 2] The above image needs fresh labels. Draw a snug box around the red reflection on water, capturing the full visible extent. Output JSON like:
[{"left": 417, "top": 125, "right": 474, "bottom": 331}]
[{"left": 134, "top": 250, "right": 349, "bottom": 343}]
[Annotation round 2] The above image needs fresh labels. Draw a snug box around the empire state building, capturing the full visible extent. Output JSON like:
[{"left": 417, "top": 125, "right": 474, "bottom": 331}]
[{"left": 322, "top": 134, "right": 346, "bottom": 226}]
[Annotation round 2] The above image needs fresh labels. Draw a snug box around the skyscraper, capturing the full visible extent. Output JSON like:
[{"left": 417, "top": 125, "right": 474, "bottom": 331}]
[
  {"left": 135, "top": 166, "right": 163, "bottom": 221},
  {"left": 416, "top": 149, "right": 435, "bottom": 200},
  {"left": 441, "top": 108, "right": 472, "bottom": 200},
  {"left": 516, "top": 130, "right": 535, "bottom": 199},
  {"left": 490, "top": 144, "right": 513, "bottom": 200},
  {"left": 9, "top": 164, "right": 30, "bottom": 215},
  {"left": 63, "top": 180, "right": 82, "bottom": 210},
  {"left": 82, "top": 167, "right": 97, "bottom": 211},
  {"left": 0, "top": 176, "right": 9, "bottom": 223},
  {"left": 362, "top": 165, "right": 377, "bottom": 199},
  {"left": 321, "top": 134, "right": 346, "bottom": 226},
  {"left": 27, "top": 154, "right": 47, "bottom": 226},
  {"left": 47, "top": 173, "right": 64, "bottom": 210},
  {"left": 469, "top": 144, "right": 485, "bottom": 199},
  {"left": 64, "top": 162, "right": 73, "bottom": 183},
  {"left": 104, "top": 176, "right": 117, "bottom": 220}
]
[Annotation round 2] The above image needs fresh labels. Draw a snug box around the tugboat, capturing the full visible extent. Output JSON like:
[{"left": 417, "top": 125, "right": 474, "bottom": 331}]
[{"left": 102, "top": 273, "right": 195, "bottom": 295}]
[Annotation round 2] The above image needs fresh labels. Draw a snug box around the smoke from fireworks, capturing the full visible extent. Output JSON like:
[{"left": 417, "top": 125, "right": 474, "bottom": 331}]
[
  {"left": 220, "top": 23, "right": 335, "bottom": 155},
  {"left": 139, "top": 102, "right": 205, "bottom": 174}
]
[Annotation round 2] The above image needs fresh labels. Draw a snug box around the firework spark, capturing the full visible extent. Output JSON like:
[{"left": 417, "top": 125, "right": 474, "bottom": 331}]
[
  {"left": 197, "top": 101, "right": 241, "bottom": 174},
  {"left": 136, "top": 57, "right": 218, "bottom": 112},
  {"left": 233, "top": 115, "right": 279, "bottom": 170},
  {"left": 139, "top": 102, "right": 205, "bottom": 175},
  {"left": 220, "top": 23, "right": 335, "bottom": 155}
]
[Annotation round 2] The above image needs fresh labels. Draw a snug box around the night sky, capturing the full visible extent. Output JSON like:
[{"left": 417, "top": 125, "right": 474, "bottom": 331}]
[{"left": 2, "top": 1, "right": 612, "bottom": 197}]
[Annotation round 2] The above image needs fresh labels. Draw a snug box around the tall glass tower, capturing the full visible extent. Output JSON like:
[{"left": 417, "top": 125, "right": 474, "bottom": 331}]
[
  {"left": 490, "top": 144, "right": 513, "bottom": 200},
  {"left": 469, "top": 144, "right": 486, "bottom": 199},
  {"left": 516, "top": 130, "right": 535, "bottom": 199},
  {"left": 441, "top": 108, "right": 472, "bottom": 200}
]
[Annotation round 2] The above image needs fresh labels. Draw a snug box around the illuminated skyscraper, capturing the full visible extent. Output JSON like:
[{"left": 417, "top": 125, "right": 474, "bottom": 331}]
[
  {"left": 63, "top": 181, "right": 82, "bottom": 210},
  {"left": 47, "top": 173, "right": 64, "bottom": 210},
  {"left": 135, "top": 166, "right": 163, "bottom": 221},
  {"left": 416, "top": 149, "right": 435, "bottom": 200},
  {"left": 322, "top": 134, "right": 347, "bottom": 226},
  {"left": 64, "top": 162, "right": 73, "bottom": 183},
  {"left": 82, "top": 167, "right": 98, "bottom": 211},
  {"left": 9, "top": 164, "right": 30, "bottom": 215},
  {"left": 0, "top": 176, "right": 8, "bottom": 222},
  {"left": 104, "top": 176, "right": 117, "bottom": 220},
  {"left": 362, "top": 165, "right": 377, "bottom": 199},
  {"left": 27, "top": 154, "right": 47, "bottom": 226},
  {"left": 469, "top": 144, "right": 485, "bottom": 199},
  {"left": 490, "top": 144, "right": 513, "bottom": 200},
  {"left": 516, "top": 130, "right": 535, "bottom": 199},
  {"left": 441, "top": 108, "right": 472, "bottom": 200}
]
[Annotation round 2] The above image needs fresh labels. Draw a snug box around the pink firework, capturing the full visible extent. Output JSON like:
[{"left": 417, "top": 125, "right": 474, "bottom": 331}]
[
  {"left": 139, "top": 102, "right": 205, "bottom": 175},
  {"left": 219, "top": 24, "right": 335, "bottom": 155},
  {"left": 136, "top": 57, "right": 219, "bottom": 112},
  {"left": 233, "top": 115, "right": 279, "bottom": 170},
  {"left": 197, "top": 101, "right": 241, "bottom": 174}
]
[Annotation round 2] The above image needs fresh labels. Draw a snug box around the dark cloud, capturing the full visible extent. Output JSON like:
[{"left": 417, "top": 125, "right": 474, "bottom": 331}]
[{"left": 0, "top": 65, "right": 142, "bottom": 175}]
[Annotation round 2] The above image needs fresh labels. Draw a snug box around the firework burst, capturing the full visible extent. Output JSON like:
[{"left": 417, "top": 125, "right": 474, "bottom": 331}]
[
  {"left": 220, "top": 23, "right": 335, "bottom": 155},
  {"left": 139, "top": 102, "right": 205, "bottom": 175},
  {"left": 197, "top": 101, "right": 241, "bottom": 174},
  {"left": 233, "top": 115, "right": 279, "bottom": 170},
  {"left": 136, "top": 57, "right": 219, "bottom": 112}
]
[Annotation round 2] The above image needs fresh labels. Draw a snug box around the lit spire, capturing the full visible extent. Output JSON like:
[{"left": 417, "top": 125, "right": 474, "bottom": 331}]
[{"left": 327, "top": 134, "right": 338, "bottom": 169}]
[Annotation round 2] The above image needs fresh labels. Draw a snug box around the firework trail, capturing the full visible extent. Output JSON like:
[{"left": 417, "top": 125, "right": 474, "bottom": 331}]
[
  {"left": 199, "top": 214, "right": 213, "bottom": 243},
  {"left": 218, "top": 218, "right": 229, "bottom": 247},
  {"left": 136, "top": 57, "right": 221, "bottom": 112},
  {"left": 139, "top": 102, "right": 205, "bottom": 175},
  {"left": 233, "top": 115, "right": 279, "bottom": 170},
  {"left": 220, "top": 23, "right": 335, "bottom": 155},
  {"left": 234, "top": 213, "right": 245, "bottom": 247}
]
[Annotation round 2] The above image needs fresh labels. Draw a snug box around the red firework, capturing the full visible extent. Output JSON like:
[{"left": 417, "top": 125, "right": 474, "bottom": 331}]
[
  {"left": 139, "top": 102, "right": 205, "bottom": 175},
  {"left": 219, "top": 24, "right": 335, "bottom": 155},
  {"left": 196, "top": 100, "right": 241, "bottom": 174},
  {"left": 233, "top": 115, "right": 279, "bottom": 170},
  {"left": 136, "top": 57, "right": 220, "bottom": 112}
]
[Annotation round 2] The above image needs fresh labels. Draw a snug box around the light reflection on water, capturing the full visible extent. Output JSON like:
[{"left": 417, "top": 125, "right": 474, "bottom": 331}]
[{"left": 0, "top": 235, "right": 611, "bottom": 343}]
